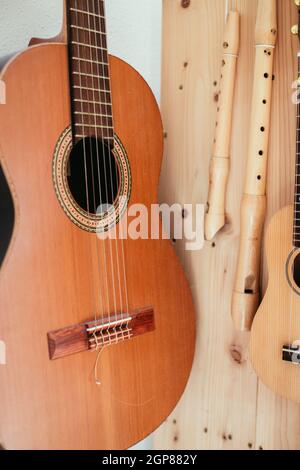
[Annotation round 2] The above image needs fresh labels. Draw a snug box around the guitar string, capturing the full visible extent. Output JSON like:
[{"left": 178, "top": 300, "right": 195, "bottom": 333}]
[
  {"left": 84, "top": 0, "right": 112, "bottom": 352},
  {"left": 92, "top": 0, "right": 129, "bottom": 343},
  {"left": 73, "top": 1, "right": 90, "bottom": 214},
  {"left": 73, "top": 0, "right": 105, "bottom": 340},
  {"left": 88, "top": 0, "right": 128, "bottom": 382},
  {"left": 74, "top": 0, "right": 107, "bottom": 356},
  {"left": 289, "top": 57, "right": 299, "bottom": 354},
  {"left": 96, "top": 0, "right": 130, "bottom": 336},
  {"left": 88, "top": 0, "right": 119, "bottom": 346},
  {"left": 89, "top": 0, "right": 127, "bottom": 355},
  {"left": 96, "top": 0, "right": 129, "bottom": 335}
]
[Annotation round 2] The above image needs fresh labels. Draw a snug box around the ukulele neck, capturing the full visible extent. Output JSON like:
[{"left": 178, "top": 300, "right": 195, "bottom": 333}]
[
  {"left": 294, "top": 55, "right": 300, "bottom": 248},
  {"left": 66, "top": 0, "right": 114, "bottom": 147}
]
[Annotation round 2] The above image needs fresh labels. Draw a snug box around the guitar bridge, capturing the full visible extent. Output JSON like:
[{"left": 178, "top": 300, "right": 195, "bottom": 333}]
[
  {"left": 47, "top": 307, "right": 155, "bottom": 360},
  {"left": 282, "top": 344, "right": 300, "bottom": 364}
]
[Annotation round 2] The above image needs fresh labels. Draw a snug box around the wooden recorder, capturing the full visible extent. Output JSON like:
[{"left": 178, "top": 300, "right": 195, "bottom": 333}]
[
  {"left": 232, "top": 0, "right": 277, "bottom": 331},
  {"left": 205, "top": 11, "right": 240, "bottom": 241}
]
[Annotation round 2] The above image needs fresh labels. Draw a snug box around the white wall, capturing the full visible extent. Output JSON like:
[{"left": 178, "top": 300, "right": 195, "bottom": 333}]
[
  {"left": 0, "top": 0, "right": 162, "bottom": 450},
  {"left": 0, "top": 0, "right": 162, "bottom": 102}
]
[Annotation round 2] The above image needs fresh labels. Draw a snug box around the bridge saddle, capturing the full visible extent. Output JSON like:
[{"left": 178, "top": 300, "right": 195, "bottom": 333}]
[{"left": 47, "top": 307, "right": 155, "bottom": 360}]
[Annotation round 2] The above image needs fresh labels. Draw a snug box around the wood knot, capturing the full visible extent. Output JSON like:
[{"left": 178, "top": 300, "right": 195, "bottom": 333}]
[
  {"left": 181, "top": 0, "right": 190, "bottom": 7},
  {"left": 230, "top": 345, "right": 243, "bottom": 364}
]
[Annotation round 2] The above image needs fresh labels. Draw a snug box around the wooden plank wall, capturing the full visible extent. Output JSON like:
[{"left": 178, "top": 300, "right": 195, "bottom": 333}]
[{"left": 154, "top": 0, "right": 300, "bottom": 450}]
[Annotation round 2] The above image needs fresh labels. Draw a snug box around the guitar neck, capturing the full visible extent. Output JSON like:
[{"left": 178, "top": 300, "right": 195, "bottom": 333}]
[{"left": 66, "top": 0, "right": 114, "bottom": 147}]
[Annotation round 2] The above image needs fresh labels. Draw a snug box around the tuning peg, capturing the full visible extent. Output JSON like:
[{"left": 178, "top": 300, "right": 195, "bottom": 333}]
[{"left": 292, "top": 24, "right": 299, "bottom": 35}]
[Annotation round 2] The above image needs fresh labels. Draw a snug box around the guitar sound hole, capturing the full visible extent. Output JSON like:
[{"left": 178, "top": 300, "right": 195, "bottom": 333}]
[
  {"left": 293, "top": 253, "right": 300, "bottom": 289},
  {"left": 67, "top": 137, "right": 120, "bottom": 215}
]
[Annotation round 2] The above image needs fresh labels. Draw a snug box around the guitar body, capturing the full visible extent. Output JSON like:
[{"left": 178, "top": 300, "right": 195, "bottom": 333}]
[
  {"left": 250, "top": 205, "right": 300, "bottom": 403},
  {"left": 0, "top": 44, "right": 195, "bottom": 449}
]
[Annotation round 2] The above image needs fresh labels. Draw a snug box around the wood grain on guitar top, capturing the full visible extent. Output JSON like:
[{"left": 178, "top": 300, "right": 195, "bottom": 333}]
[{"left": 0, "top": 44, "right": 195, "bottom": 449}]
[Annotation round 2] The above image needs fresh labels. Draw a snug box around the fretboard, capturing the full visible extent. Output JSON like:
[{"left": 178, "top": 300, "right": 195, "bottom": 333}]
[
  {"left": 294, "top": 56, "right": 300, "bottom": 247},
  {"left": 67, "top": 0, "right": 114, "bottom": 147}
]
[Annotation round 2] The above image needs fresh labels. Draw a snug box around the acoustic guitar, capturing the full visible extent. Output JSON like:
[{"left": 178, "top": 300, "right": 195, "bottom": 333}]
[
  {"left": 250, "top": 1, "right": 300, "bottom": 403},
  {"left": 0, "top": 0, "right": 195, "bottom": 449}
]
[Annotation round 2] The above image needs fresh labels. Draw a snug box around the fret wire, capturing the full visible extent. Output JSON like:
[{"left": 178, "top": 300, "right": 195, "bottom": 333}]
[
  {"left": 68, "top": 0, "right": 113, "bottom": 139},
  {"left": 75, "top": 134, "right": 114, "bottom": 139},
  {"left": 70, "top": 7, "right": 105, "bottom": 19},
  {"left": 71, "top": 42, "right": 107, "bottom": 52},
  {"left": 75, "top": 123, "right": 113, "bottom": 129},
  {"left": 70, "top": 25, "right": 105, "bottom": 36},
  {"left": 73, "top": 71, "right": 109, "bottom": 80},
  {"left": 72, "top": 56, "right": 107, "bottom": 66},
  {"left": 74, "top": 111, "right": 110, "bottom": 117},
  {"left": 73, "top": 85, "right": 110, "bottom": 93},
  {"left": 74, "top": 98, "right": 111, "bottom": 106}
]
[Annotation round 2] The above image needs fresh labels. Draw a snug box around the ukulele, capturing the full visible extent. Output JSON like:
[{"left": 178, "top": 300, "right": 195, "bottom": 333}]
[
  {"left": 250, "top": 0, "right": 300, "bottom": 403},
  {"left": 0, "top": 0, "right": 195, "bottom": 449}
]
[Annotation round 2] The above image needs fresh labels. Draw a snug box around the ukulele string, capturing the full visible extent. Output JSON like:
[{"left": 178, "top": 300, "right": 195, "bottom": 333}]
[
  {"left": 297, "top": 61, "right": 300, "bottom": 349},
  {"left": 92, "top": 0, "right": 130, "bottom": 342},
  {"left": 291, "top": 61, "right": 300, "bottom": 351}
]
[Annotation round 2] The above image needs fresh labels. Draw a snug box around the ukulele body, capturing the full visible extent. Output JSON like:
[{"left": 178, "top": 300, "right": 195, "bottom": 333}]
[
  {"left": 0, "top": 43, "right": 195, "bottom": 449},
  {"left": 250, "top": 204, "right": 300, "bottom": 403}
]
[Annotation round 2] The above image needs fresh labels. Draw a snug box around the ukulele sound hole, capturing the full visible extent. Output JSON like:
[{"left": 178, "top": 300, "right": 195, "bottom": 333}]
[
  {"left": 0, "top": 164, "right": 14, "bottom": 267},
  {"left": 293, "top": 253, "right": 300, "bottom": 289},
  {"left": 67, "top": 137, "right": 120, "bottom": 215}
]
